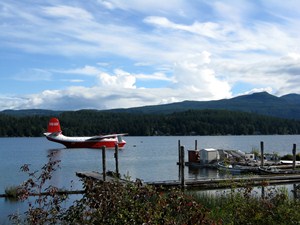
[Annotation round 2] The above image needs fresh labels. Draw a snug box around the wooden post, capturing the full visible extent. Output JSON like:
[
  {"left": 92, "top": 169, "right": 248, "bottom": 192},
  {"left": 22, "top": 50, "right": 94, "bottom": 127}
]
[
  {"left": 293, "top": 144, "right": 297, "bottom": 170},
  {"left": 261, "top": 186, "right": 265, "bottom": 199},
  {"left": 180, "top": 145, "right": 185, "bottom": 189},
  {"left": 178, "top": 140, "right": 181, "bottom": 164},
  {"left": 195, "top": 140, "right": 198, "bottom": 150},
  {"left": 114, "top": 143, "right": 119, "bottom": 177},
  {"left": 260, "top": 141, "right": 264, "bottom": 167},
  {"left": 178, "top": 140, "right": 181, "bottom": 179},
  {"left": 102, "top": 146, "right": 106, "bottom": 181},
  {"left": 293, "top": 184, "right": 298, "bottom": 200}
]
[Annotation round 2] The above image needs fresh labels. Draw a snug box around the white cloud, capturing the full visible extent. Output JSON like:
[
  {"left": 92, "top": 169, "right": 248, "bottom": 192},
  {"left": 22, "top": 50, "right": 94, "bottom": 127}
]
[
  {"left": 0, "top": 96, "right": 28, "bottom": 110},
  {"left": 135, "top": 72, "right": 173, "bottom": 82},
  {"left": 1, "top": 53, "right": 231, "bottom": 110},
  {"left": 56, "top": 66, "right": 101, "bottom": 76},
  {"left": 215, "top": 52, "right": 300, "bottom": 96},
  {"left": 211, "top": 0, "right": 255, "bottom": 23},
  {"left": 97, "top": 0, "right": 189, "bottom": 15},
  {"left": 98, "top": 0, "right": 115, "bottom": 10},
  {"left": 172, "top": 52, "right": 232, "bottom": 100},
  {"left": 97, "top": 69, "right": 136, "bottom": 89},
  {"left": 61, "top": 79, "right": 84, "bottom": 83},
  {"left": 144, "top": 16, "right": 224, "bottom": 39},
  {"left": 1, "top": 1, "right": 300, "bottom": 111},
  {"left": 238, "top": 87, "right": 273, "bottom": 97},
  {"left": 42, "top": 5, "right": 93, "bottom": 21}
]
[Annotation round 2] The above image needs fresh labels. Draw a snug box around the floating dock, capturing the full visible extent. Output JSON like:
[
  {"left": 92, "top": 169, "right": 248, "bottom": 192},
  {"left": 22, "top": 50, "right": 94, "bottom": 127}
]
[
  {"left": 76, "top": 171, "right": 130, "bottom": 184},
  {"left": 147, "top": 174, "right": 300, "bottom": 189},
  {"left": 76, "top": 171, "right": 300, "bottom": 190},
  {"left": 76, "top": 141, "right": 300, "bottom": 190}
]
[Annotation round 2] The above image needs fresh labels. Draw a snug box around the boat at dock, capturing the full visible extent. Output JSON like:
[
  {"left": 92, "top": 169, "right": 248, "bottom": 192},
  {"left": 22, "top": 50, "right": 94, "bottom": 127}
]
[
  {"left": 258, "top": 166, "right": 300, "bottom": 175},
  {"left": 217, "top": 162, "right": 259, "bottom": 174}
]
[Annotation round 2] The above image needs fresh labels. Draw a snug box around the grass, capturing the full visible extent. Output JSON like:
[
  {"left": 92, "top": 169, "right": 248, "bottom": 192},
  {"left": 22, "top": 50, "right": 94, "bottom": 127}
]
[
  {"left": 188, "top": 185, "right": 300, "bottom": 225},
  {"left": 4, "top": 185, "right": 20, "bottom": 200}
]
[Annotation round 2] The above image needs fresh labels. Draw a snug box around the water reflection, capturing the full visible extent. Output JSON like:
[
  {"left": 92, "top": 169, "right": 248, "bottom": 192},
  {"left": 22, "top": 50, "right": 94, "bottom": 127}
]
[
  {"left": 292, "top": 183, "right": 300, "bottom": 199},
  {"left": 45, "top": 148, "right": 78, "bottom": 191},
  {"left": 186, "top": 163, "right": 300, "bottom": 201},
  {"left": 188, "top": 166, "right": 220, "bottom": 179},
  {"left": 47, "top": 148, "right": 64, "bottom": 155},
  {"left": 195, "top": 181, "right": 300, "bottom": 202}
]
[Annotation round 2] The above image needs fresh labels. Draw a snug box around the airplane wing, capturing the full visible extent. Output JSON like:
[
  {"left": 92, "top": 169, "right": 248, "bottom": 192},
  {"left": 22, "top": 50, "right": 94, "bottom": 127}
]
[{"left": 86, "top": 133, "right": 127, "bottom": 141}]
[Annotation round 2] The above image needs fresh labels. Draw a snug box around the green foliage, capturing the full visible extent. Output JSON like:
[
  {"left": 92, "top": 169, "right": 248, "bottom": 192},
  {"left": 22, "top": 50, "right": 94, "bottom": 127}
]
[
  {"left": 1, "top": 109, "right": 300, "bottom": 137},
  {"left": 281, "top": 153, "right": 300, "bottom": 160},
  {"left": 251, "top": 147, "right": 260, "bottom": 157},
  {"left": 63, "top": 180, "right": 214, "bottom": 224},
  {"left": 0, "top": 114, "right": 49, "bottom": 137},
  {"left": 9, "top": 152, "right": 68, "bottom": 224},
  {"left": 9, "top": 155, "right": 300, "bottom": 224},
  {"left": 110, "top": 92, "right": 300, "bottom": 120},
  {"left": 5, "top": 185, "right": 20, "bottom": 200},
  {"left": 10, "top": 155, "right": 214, "bottom": 224},
  {"left": 195, "top": 185, "right": 300, "bottom": 225}
]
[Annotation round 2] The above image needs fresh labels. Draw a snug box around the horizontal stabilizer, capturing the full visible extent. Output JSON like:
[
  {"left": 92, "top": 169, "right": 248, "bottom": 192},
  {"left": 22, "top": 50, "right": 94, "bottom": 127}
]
[{"left": 44, "top": 132, "right": 61, "bottom": 137}]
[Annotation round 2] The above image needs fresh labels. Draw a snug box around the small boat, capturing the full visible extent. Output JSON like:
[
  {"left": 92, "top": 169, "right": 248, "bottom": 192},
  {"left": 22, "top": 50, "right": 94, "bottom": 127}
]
[
  {"left": 258, "top": 166, "right": 300, "bottom": 175},
  {"left": 217, "top": 162, "right": 260, "bottom": 174},
  {"left": 44, "top": 118, "right": 126, "bottom": 149},
  {"left": 217, "top": 162, "right": 247, "bottom": 174}
]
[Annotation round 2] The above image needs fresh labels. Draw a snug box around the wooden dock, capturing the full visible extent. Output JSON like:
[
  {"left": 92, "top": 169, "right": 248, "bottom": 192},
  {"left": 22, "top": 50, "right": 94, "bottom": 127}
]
[
  {"left": 75, "top": 142, "right": 300, "bottom": 190},
  {"left": 147, "top": 174, "right": 300, "bottom": 189},
  {"left": 76, "top": 171, "right": 131, "bottom": 184},
  {"left": 76, "top": 171, "right": 300, "bottom": 190}
]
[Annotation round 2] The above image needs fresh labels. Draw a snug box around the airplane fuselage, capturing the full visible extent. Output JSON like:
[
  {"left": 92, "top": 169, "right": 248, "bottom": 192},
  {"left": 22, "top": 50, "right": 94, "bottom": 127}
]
[
  {"left": 44, "top": 118, "right": 127, "bottom": 149},
  {"left": 45, "top": 133, "right": 126, "bottom": 149}
]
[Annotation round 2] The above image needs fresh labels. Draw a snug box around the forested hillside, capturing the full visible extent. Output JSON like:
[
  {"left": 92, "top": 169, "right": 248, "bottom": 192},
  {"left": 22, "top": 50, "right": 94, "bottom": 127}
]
[
  {"left": 2, "top": 92, "right": 300, "bottom": 121},
  {"left": 0, "top": 109, "right": 299, "bottom": 137},
  {"left": 109, "top": 92, "right": 300, "bottom": 120}
]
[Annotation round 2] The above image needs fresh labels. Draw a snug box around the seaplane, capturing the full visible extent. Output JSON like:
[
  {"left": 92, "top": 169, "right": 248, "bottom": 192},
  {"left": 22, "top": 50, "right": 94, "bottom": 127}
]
[{"left": 44, "top": 117, "right": 126, "bottom": 149}]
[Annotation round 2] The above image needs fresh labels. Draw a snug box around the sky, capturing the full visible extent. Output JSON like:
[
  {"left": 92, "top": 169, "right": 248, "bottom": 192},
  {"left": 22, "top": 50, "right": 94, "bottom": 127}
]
[{"left": 1, "top": 0, "right": 300, "bottom": 111}]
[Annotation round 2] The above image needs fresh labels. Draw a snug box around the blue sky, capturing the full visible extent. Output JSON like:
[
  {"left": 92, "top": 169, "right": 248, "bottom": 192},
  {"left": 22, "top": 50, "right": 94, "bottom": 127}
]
[{"left": 1, "top": 0, "right": 300, "bottom": 110}]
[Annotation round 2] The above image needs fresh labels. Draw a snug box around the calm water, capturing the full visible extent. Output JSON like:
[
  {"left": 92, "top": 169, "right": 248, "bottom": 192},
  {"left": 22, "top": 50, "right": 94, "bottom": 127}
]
[{"left": 0, "top": 135, "right": 300, "bottom": 223}]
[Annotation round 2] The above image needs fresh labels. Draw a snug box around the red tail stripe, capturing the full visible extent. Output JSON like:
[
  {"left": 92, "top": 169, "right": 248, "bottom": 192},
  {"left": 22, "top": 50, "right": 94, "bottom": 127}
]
[{"left": 47, "top": 118, "right": 62, "bottom": 133}]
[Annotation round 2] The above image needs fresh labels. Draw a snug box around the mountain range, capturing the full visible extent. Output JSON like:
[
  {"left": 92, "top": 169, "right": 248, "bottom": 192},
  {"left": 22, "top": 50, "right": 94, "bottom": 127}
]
[
  {"left": 2, "top": 92, "right": 300, "bottom": 120},
  {"left": 109, "top": 92, "right": 300, "bottom": 120}
]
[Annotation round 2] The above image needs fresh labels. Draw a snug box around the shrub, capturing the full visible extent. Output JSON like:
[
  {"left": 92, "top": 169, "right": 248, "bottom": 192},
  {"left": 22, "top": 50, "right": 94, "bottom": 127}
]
[
  {"left": 63, "top": 179, "right": 215, "bottom": 224},
  {"left": 9, "top": 152, "right": 300, "bottom": 225},
  {"left": 5, "top": 185, "right": 20, "bottom": 200},
  {"left": 195, "top": 185, "right": 300, "bottom": 225},
  {"left": 9, "top": 151, "right": 68, "bottom": 224}
]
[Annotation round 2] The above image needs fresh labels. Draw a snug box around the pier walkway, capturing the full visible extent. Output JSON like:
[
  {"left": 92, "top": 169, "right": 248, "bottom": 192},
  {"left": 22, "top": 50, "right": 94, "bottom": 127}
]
[
  {"left": 76, "top": 171, "right": 300, "bottom": 190},
  {"left": 76, "top": 142, "right": 300, "bottom": 190}
]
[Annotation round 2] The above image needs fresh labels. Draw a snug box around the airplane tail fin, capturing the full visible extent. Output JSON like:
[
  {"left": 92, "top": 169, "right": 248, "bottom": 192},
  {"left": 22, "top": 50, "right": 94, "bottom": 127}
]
[{"left": 47, "top": 117, "right": 62, "bottom": 133}]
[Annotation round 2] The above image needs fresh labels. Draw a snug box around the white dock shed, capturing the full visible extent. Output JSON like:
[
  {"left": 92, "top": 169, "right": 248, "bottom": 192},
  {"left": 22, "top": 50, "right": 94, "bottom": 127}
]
[{"left": 200, "top": 148, "right": 220, "bottom": 164}]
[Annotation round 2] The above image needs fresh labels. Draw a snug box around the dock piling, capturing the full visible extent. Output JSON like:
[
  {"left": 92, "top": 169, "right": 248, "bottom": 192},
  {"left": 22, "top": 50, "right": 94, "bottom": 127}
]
[
  {"left": 293, "top": 184, "right": 298, "bottom": 200},
  {"left": 178, "top": 140, "right": 181, "bottom": 163},
  {"left": 261, "top": 186, "right": 265, "bottom": 199},
  {"left": 180, "top": 145, "right": 185, "bottom": 189},
  {"left": 102, "top": 146, "right": 106, "bottom": 181},
  {"left": 114, "top": 143, "right": 119, "bottom": 176},
  {"left": 178, "top": 140, "right": 181, "bottom": 179},
  {"left": 260, "top": 141, "right": 264, "bottom": 167},
  {"left": 293, "top": 144, "right": 297, "bottom": 170}
]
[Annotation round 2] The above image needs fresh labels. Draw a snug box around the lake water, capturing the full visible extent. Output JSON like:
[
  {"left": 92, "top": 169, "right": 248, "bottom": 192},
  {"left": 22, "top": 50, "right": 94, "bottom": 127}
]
[{"left": 1, "top": 135, "right": 300, "bottom": 223}]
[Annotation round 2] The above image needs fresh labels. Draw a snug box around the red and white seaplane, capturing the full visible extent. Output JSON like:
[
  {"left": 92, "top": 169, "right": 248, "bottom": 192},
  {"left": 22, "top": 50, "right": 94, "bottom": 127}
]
[{"left": 44, "top": 118, "right": 126, "bottom": 149}]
